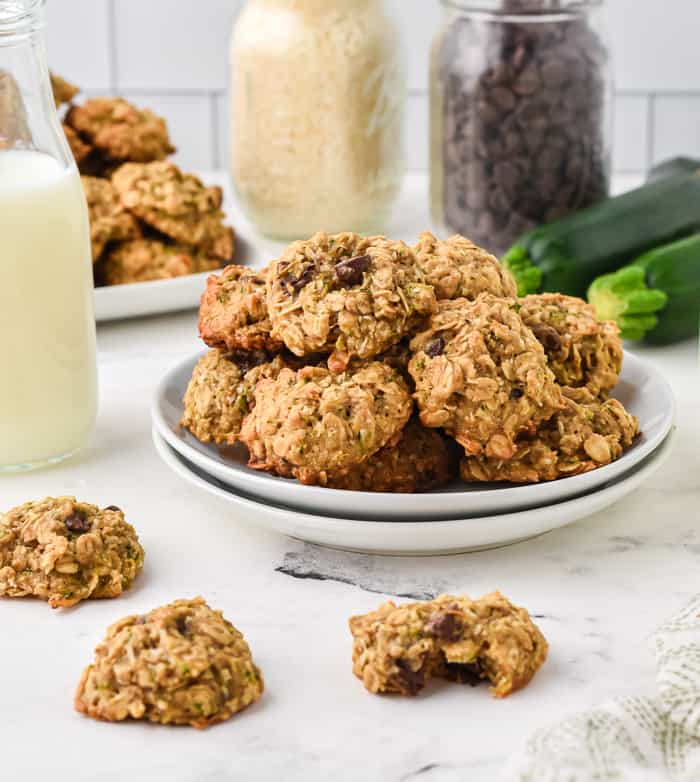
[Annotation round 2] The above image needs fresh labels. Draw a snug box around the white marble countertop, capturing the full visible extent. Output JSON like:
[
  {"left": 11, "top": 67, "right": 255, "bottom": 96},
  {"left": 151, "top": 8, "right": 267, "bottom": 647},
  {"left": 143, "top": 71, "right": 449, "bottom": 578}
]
[{"left": 3, "top": 175, "right": 699, "bottom": 782}]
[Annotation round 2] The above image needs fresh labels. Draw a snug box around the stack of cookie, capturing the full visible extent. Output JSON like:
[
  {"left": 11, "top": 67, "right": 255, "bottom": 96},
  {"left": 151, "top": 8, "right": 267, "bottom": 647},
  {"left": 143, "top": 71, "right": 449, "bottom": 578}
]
[
  {"left": 51, "top": 73, "right": 235, "bottom": 285},
  {"left": 181, "top": 230, "right": 640, "bottom": 492}
]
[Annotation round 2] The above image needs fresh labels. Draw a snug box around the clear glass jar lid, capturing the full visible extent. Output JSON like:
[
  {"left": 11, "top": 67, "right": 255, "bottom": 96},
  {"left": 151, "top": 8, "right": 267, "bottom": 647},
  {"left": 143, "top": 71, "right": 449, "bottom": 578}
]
[{"left": 441, "top": 0, "right": 602, "bottom": 14}]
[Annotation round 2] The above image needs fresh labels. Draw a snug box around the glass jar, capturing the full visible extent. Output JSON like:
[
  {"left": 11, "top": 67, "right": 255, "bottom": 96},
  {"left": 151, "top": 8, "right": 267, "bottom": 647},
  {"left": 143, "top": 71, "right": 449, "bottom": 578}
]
[
  {"left": 430, "top": 0, "right": 612, "bottom": 256},
  {"left": 230, "top": 0, "right": 404, "bottom": 239},
  {"left": 0, "top": 0, "right": 97, "bottom": 471}
]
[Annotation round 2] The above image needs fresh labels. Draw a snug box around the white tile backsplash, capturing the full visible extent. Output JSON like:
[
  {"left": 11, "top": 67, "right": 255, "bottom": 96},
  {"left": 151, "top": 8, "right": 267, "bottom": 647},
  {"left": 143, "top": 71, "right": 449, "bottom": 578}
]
[
  {"left": 45, "top": 0, "right": 700, "bottom": 175},
  {"left": 112, "top": 0, "right": 239, "bottom": 91},
  {"left": 652, "top": 96, "right": 700, "bottom": 165},
  {"left": 46, "top": 0, "right": 112, "bottom": 90}
]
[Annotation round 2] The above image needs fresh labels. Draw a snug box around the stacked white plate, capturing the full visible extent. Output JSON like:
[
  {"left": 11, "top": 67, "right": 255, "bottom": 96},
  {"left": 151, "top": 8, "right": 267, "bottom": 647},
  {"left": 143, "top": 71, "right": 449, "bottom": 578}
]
[{"left": 152, "top": 352, "right": 675, "bottom": 555}]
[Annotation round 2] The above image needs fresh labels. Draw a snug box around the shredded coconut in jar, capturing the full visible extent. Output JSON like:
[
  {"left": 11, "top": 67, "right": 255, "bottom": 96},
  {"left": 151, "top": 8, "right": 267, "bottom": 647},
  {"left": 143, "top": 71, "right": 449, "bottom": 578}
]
[{"left": 230, "top": 0, "right": 404, "bottom": 238}]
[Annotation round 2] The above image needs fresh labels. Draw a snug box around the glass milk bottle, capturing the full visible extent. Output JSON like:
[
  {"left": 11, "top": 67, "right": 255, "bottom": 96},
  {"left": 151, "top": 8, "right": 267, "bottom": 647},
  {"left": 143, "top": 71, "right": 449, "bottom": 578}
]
[
  {"left": 230, "top": 0, "right": 404, "bottom": 239},
  {"left": 0, "top": 0, "right": 97, "bottom": 471}
]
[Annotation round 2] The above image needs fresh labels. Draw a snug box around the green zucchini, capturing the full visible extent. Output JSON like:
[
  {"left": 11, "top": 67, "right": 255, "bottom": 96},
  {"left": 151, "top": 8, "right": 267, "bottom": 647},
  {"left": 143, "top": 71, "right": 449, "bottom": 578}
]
[
  {"left": 648, "top": 157, "right": 700, "bottom": 183},
  {"left": 503, "top": 169, "right": 700, "bottom": 298},
  {"left": 588, "top": 233, "right": 700, "bottom": 344}
]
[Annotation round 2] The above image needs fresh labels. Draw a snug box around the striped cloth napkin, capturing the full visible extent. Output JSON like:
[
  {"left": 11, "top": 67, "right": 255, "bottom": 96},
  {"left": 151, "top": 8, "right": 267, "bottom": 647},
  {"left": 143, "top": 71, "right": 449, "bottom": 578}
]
[{"left": 504, "top": 595, "right": 700, "bottom": 781}]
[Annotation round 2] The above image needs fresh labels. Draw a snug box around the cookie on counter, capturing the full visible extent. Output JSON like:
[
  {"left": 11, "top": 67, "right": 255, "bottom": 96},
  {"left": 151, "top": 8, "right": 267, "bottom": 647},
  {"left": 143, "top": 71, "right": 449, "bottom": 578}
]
[
  {"left": 181, "top": 349, "right": 291, "bottom": 446},
  {"left": 518, "top": 293, "right": 623, "bottom": 398},
  {"left": 112, "top": 161, "right": 235, "bottom": 261},
  {"left": 63, "top": 124, "right": 93, "bottom": 166},
  {"left": 414, "top": 231, "right": 517, "bottom": 302},
  {"left": 0, "top": 497, "right": 144, "bottom": 609},
  {"left": 50, "top": 72, "right": 79, "bottom": 108},
  {"left": 350, "top": 592, "right": 548, "bottom": 698},
  {"left": 82, "top": 176, "right": 141, "bottom": 262},
  {"left": 239, "top": 361, "right": 413, "bottom": 485},
  {"left": 65, "top": 97, "right": 175, "bottom": 164},
  {"left": 74, "top": 597, "right": 263, "bottom": 728},
  {"left": 99, "top": 238, "right": 221, "bottom": 285},
  {"left": 409, "top": 295, "right": 564, "bottom": 460},
  {"left": 461, "top": 389, "right": 640, "bottom": 483},
  {"left": 199, "top": 264, "right": 283, "bottom": 354},
  {"left": 325, "top": 419, "right": 455, "bottom": 493},
  {"left": 266, "top": 232, "right": 437, "bottom": 370}
]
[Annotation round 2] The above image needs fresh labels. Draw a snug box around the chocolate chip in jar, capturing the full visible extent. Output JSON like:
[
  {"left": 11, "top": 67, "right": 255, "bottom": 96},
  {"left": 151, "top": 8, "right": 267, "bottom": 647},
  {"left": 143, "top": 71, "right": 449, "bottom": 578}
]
[{"left": 431, "top": 1, "right": 611, "bottom": 257}]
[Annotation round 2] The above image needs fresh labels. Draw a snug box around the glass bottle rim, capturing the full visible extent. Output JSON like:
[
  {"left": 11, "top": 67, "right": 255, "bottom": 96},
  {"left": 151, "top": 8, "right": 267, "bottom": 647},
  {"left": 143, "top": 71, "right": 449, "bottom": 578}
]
[
  {"left": 0, "top": 0, "right": 45, "bottom": 37},
  {"left": 440, "top": 0, "right": 602, "bottom": 20}
]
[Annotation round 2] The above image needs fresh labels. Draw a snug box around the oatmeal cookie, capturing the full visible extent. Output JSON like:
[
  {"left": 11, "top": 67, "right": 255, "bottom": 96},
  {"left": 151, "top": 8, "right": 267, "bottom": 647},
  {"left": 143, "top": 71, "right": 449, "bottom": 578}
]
[
  {"left": 65, "top": 98, "right": 174, "bottom": 163},
  {"left": 74, "top": 597, "right": 263, "bottom": 728},
  {"left": 240, "top": 361, "right": 413, "bottom": 484},
  {"left": 0, "top": 69, "right": 31, "bottom": 146},
  {"left": 82, "top": 176, "right": 140, "bottom": 262},
  {"left": 409, "top": 295, "right": 563, "bottom": 459},
  {"left": 99, "top": 239, "right": 220, "bottom": 286},
  {"left": 199, "top": 264, "right": 282, "bottom": 353},
  {"left": 415, "top": 231, "right": 517, "bottom": 301},
  {"left": 181, "top": 350, "right": 291, "bottom": 445},
  {"left": 460, "top": 390, "right": 640, "bottom": 483},
  {"left": 50, "top": 72, "right": 79, "bottom": 108},
  {"left": 519, "top": 293, "right": 623, "bottom": 397},
  {"left": 112, "top": 161, "right": 234, "bottom": 260},
  {"left": 0, "top": 497, "right": 144, "bottom": 609},
  {"left": 350, "top": 592, "right": 548, "bottom": 698},
  {"left": 326, "top": 419, "right": 454, "bottom": 493},
  {"left": 266, "top": 232, "right": 437, "bottom": 369},
  {"left": 63, "top": 124, "right": 92, "bottom": 165}
]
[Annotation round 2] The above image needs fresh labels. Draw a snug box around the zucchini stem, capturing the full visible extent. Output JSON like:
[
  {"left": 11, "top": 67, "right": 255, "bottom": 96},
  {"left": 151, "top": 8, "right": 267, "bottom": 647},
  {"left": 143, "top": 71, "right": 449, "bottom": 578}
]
[
  {"left": 587, "top": 265, "right": 668, "bottom": 341},
  {"left": 502, "top": 247, "right": 542, "bottom": 296}
]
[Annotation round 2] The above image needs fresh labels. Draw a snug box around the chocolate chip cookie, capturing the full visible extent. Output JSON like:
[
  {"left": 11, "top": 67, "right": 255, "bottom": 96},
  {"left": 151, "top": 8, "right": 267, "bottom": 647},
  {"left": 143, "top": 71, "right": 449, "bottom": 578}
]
[
  {"left": 181, "top": 350, "right": 289, "bottom": 446},
  {"left": 519, "top": 293, "right": 623, "bottom": 397},
  {"left": 82, "top": 176, "right": 140, "bottom": 262},
  {"left": 74, "top": 597, "right": 263, "bottom": 728},
  {"left": 199, "top": 264, "right": 282, "bottom": 353},
  {"left": 99, "top": 238, "right": 220, "bottom": 285},
  {"left": 350, "top": 592, "right": 548, "bottom": 698},
  {"left": 326, "top": 419, "right": 455, "bottom": 493},
  {"left": 415, "top": 231, "right": 517, "bottom": 301},
  {"left": 409, "top": 295, "right": 563, "bottom": 459},
  {"left": 112, "top": 161, "right": 234, "bottom": 260},
  {"left": 0, "top": 497, "right": 144, "bottom": 609},
  {"left": 239, "top": 361, "right": 413, "bottom": 485},
  {"left": 460, "top": 389, "right": 639, "bottom": 483},
  {"left": 65, "top": 98, "right": 175, "bottom": 163},
  {"left": 266, "top": 232, "right": 437, "bottom": 370},
  {"left": 64, "top": 124, "right": 93, "bottom": 166}
]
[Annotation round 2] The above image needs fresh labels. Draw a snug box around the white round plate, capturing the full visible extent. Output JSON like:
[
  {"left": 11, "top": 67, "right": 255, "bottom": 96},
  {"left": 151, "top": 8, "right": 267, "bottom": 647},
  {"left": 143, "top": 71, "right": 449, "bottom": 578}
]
[
  {"left": 153, "top": 426, "right": 674, "bottom": 555},
  {"left": 152, "top": 351, "right": 675, "bottom": 521}
]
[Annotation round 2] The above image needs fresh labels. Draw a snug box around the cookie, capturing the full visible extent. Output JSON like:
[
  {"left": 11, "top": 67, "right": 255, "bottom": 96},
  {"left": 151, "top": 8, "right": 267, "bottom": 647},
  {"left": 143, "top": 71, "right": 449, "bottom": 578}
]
[
  {"left": 112, "top": 162, "right": 234, "bottom": 260},
  {"left": 64, "top": 124, "right": 92, "bottom": 166},
  {"left": 199, "top": 264, "right": 282, "bottom": 353},
  {"left": 50, "top": 72, "right": 79, "bottom": 108},
  {"left": 0, "top": 70, "right": 31, "bottom": 146},
  {"left": 82, "top": 176, "right": 140, "bottom": 262},
  {"left": 0, "top": 497, "right": 144, "bottom": 609},
  {"left": 74, "top": 597, "right": 263, "bottom": 728},
  {"left": 239, "top": 361, "right": 413, "bottom": 485},
  {"left": 325, "top": 419, "right": 454, "bottom": 493},
  {"left": 409, "top": 295, "right": 564, "bottom": 459},
  {"left": 414, "top": 231, "right": 517, "bottom": 301},
  {"left": 350, "top": 592, "right": 548, "bottom": 698},
  {"left": 460, "top": 389, "right": 639, "bottom": 483},
  {"left": 266, "top": 232, "right": 437, "bottom": 369},
  {"left": 99, "top": 239, "right": 220, "bottom": 286},
  {"left": 65, "top": 98, "right": 175, "bottom": 163},
  {"left": 518, "top": 293, "right": 623, "bottom": 397},
  {"left": 181, "top": 350, "right": 290, "bottom": 446}
]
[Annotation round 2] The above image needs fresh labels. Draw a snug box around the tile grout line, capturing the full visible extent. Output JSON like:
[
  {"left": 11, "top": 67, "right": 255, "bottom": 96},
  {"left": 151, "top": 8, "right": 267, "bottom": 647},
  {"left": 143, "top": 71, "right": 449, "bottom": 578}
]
[
  {"left": 646, "top": 94, "right": 656, "bottom": 171},
  {"left": 106, "top": 0, "right": 118, "bottom": 92},
  {"left": 210, "top": 93, "right": 220, "bottom": 170}
]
